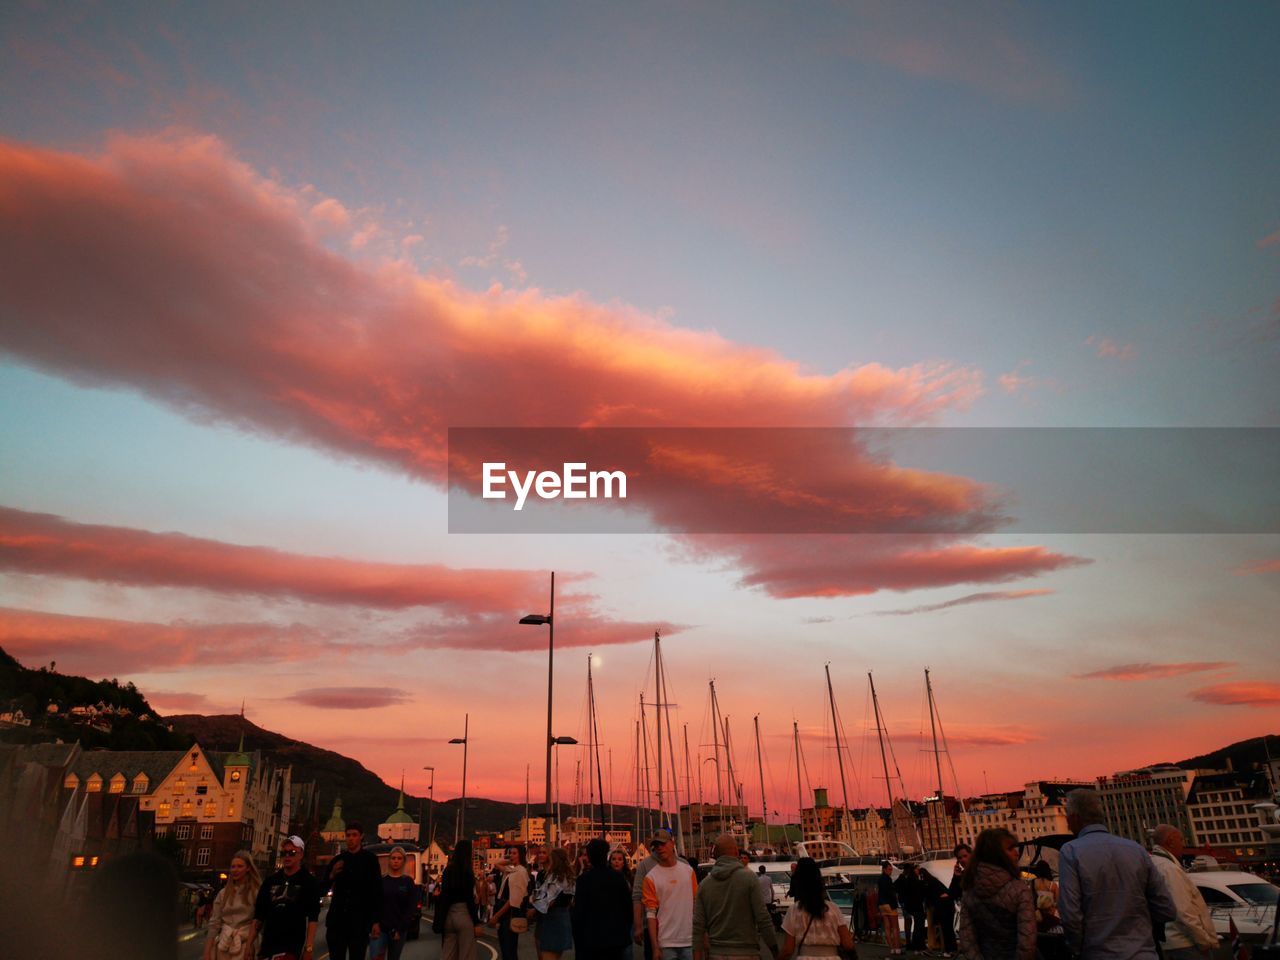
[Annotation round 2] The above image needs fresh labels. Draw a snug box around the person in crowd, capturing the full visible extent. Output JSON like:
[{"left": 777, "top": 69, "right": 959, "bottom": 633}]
[
  {"left": 203, "top": 850, "right": 261, "bottom": 960},
  {"left": 895, "top": 863, "right": 928, "bottom": 952},
  {"left": 489, "top": 844, "right": 532, "bottom": 960},
  {"left": 1058, "top": 789, "right": 1176, "bottom": 960},
  {"left": 758, "top": 866, "right": 776, "bottom": 909},
  {"left": 643, "top": 827, "right": 699, "bottom": 960},
  {"left": 527, "top": 846, "right": 545, "bottom": 884},
  {"left": 196, "top": 885, "right": 215, "bottom": 930},
  {"left": 370, "top": 846, "right": 416, "bottom": 960},
  {"left": 692, "top": 834, "right": 779, "bottom": 960},
  {"left": 573, "top": 838, "right": 634, "bottom": 960},
  {"left": 322, "top": 821, "right": 383, "bottom": 960},
  {"left": 922, "top": 865, "right": 958, "bottom": 958},
  {"left": 531, "top": 847, "right": 576, "bottom": 960},
  {"left": 253, "top": 835, "right": 321, "bottom": 960},
  {"left": 475, "top": 858, "right": 493, "bottom": 923},
  {"left": 633, "top": 830, "right": 668, "bottom": 952},
  {"left": 950, "top": 845, "right": 972, "bottom": 902},
  {"left": 609, "top": 847, "right": 634, "bottom": 892},
  {"left": 777, "top": 857, "right": 857, "bottom": 960},
  {"left": 957, "top": 828, "right": 1035, "bottom": 960},
  {"left": 1148, "top": 824, "right": 1218, "bottom": 960},
  {"left": 876, "top": 862, "right": 903, "bottom": 956},
  {"left": 437, "top": 839, "right": 484, "bottom": 960}
]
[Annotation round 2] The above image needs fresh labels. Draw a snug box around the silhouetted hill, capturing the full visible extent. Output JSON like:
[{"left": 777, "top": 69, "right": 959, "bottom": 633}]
[
  {"left": 1170, "top": 734, "right": 1280, "bottom": 772},
  {"left": 166, "top": 713, "right": 525, "bottom": 837}
]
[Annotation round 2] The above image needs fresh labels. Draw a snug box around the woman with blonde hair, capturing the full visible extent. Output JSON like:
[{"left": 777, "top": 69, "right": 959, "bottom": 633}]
[
  {"left": 203, "top": 850, "right": 262, "bottom": 960},
  {"left": 531, "top": 846, "right": 576, "bottom": 960}
]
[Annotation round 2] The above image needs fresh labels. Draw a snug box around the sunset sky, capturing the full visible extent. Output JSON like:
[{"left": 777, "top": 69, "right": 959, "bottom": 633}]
[{"left": 1, "top": 3, "right": 1277, "bottom": 822}]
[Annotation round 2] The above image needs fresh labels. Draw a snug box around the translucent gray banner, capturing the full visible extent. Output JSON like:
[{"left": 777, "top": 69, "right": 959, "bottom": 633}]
[{"left": 446, "top": 427, "right": 1278, "bottom": 534}]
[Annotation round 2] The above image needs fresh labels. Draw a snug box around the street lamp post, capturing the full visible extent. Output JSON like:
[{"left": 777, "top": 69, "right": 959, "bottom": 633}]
[
  {"left": 550, "top": 735, "right": 578, "bottom": 844},
  {"left": 519, "top": 572, "right": 555, "bottom": 838},
  {"left": 422, "top": 765, "right": 436, "bottom": 855},
  {"left": 450, "top": 715, "right": 469, "bottom": 843}
]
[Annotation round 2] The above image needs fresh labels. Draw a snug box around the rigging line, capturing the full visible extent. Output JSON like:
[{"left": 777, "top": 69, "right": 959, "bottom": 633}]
[
  {"left": 828, "top": 674, "right": 866, "bottom": 809},
  {"left": 931, "top": 677, "right": 969, "bottom": 817}
]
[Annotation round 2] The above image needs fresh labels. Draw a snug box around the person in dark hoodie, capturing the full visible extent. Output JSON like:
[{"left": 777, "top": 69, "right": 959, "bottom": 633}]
[
  {"left": 894, "top": 864, "right": 928, "bottom": 952},
  {"left": 322, "top": 821, "right": 383, "bottom": 960},
  {"left": 692, "top": 834, "right": 778, "bottom": 960},
  {"left": 957, "top": 829, "right": 1035, "bottom": 960},
  {"left": 572, "top": 838, "right": 633, "bottom": 960}
]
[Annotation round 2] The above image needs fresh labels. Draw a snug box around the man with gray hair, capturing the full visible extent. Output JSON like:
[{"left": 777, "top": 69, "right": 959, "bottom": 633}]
[
  {"left": 1149, "top": 824, "right": 1218, "bottom": 959},
  {"left": 1058, "top": 789, "right": 1176, "bottom": 960}
]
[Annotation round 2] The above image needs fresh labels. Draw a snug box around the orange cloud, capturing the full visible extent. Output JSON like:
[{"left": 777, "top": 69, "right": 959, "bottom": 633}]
[
  {"left": 0, "top": 132, "right": 1085, "bottom": 596},
  {"left": 0, "top": 505, "right": 553, "bottom": 613},
  {"left": 1076, "top": 662, "right": 1234, "bottom": 681},
  {"left": 872, "top": 588, "right": 1052, "bottom": 617},
  {"left": 1190, "top": 682, "right": 1280, "bottom": 707}
]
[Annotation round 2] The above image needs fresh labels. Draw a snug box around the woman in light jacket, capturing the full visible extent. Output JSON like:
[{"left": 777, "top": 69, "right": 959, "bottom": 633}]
[
  {"left": 531, "top": 847, "right": 576, "bottom": 960},
  {"left": 203, "top": 850, "right": 261, "bottom": 960}
]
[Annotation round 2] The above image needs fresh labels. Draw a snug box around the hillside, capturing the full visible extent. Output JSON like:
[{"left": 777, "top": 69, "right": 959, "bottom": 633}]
[
  {"left": 1171, "top": 733, "right": 1280, "bottom": 772},
  {"left": 167, "top": 713, "right": 526, "bottom": 836},
  {"left": 0, "top": 646, "right": 185, "bottom": 750}
]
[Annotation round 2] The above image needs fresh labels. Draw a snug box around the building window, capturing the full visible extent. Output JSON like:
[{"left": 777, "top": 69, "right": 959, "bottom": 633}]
[
  {"left": 132, "top": 776, "right": 148, "bottom": 794},
  {"left": 230, "top": 770, "right": 241, "bottom": 783},
  {"left": 176, "top": 824, "right": 192, "bottom": 840},
  {"left": 109, "top": 775, "right": 125, "bottom": 793},
  {"left": 242, "top": 825, "right": 251, "bottom": 841},
  {"left": 173, "top": 779, "right": 186, "bottom": 795},
  {"left": 196, "top": 848, "right": 211, "bottom": 866},
  {"left": 158, "top": 801, "right": 171, "bottom": 819},
  {"left": 196, "top": 784, "right": 208, "bottom": 795},
  {"left": 86, "top": 775, "right": 102, "bottom": 793},
  {"left": 200, "top": 825, "right": 213, "bottom": 840},
  {"left": 64, "top": 774, "right": 79, "bottom": 789},
  {"left": 182, "top": 802, "right": 195, "bottom": 817},
  {"left": 205, "top": 803, "right": 217, "bottom": 818},
  {"left": 155, "top": 826, "right": 167, "bottom": 838}
]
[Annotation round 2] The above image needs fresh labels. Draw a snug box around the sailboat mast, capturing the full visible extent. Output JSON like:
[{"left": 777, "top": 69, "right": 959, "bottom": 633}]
[
  {"left": 655, "top": 632, "right": 664, "bottom": 830},
  {"left": 586, "top": 655, "right": 595, "bottom": 833},
  {"left": 825, "top": 663, "right": 852, "bottom": 849},
  {"left": 723, "top": 716, "right": 742, "bottom": 832},
  {"left": 683, "top": 723, "right": 699, "bottom": 857},
  {"left": 657, "top": 632, "right": 684, "bottom": 854},
  {"left": 926, "top": 668, "right": 945, "bottom": 802},
  {"left": 710, "top": 680, "right": 724, "bottom": 808},
  {"left": 868, "top": 671, "right": 898, "bottom": 853},
  {"left": 754, "top": 714, "right": 769, "bottom": 850},
  {"left": 634, "top": 719, "right": 642, "bottom": 843},
  {"left": 640, "top": 693, "right": 653, "bottom": 839},
  {"left": 793, "top": 719, "right": 804, "bottom": 845}
]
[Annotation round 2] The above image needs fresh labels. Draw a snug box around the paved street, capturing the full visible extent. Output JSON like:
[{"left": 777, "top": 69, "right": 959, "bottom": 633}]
[{"left": 177, "top": 911, "right": 900, "bottom": 960}]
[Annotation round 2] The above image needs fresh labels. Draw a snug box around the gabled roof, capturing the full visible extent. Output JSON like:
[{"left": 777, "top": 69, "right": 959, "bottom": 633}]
[{"left": 71, "top": 750, "right": 185, "bottom": 784}]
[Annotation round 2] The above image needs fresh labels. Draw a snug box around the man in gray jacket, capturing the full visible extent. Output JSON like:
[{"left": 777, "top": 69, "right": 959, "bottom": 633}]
[
  {"left": 692, "top": 835, "right": 778, "bottom": 960},
  {"left": 1149, "top": 825, "right": 1219, "bottom": 960}
]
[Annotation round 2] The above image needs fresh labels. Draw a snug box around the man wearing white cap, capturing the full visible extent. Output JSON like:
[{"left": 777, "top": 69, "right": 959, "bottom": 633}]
[{"left": 253, "top": 835, "right": 321, "bottom": 959}]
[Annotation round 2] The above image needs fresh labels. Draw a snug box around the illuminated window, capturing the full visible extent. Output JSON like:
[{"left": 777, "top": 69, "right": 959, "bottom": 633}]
[
  {"left": 109, "top": 775, "right": 125, "bottom": 794},
  {"left": 173, "top": 779, "right": 186, "bottom": 796},
  {"left": 72, "top": 855, "right": 86, "bottom": 869},
  {"left": 182, "top": 801, "right": 195, "bottom": 817},
  {"left": 230, "top": 771, "right": 241, "bottom": 783},
  {"left": 64, "top": 774, "right": 79, "bottom": 789},
  {"left": 204, "top": 803, "right": 217, "bottom": 818},
  {"left": 86, "top": 774, "right": 102, "bottom": 793},
  {"left": 89, "top": 856, "right": 99, "bottom": 868},
  {"left": 158, "top": 801, "right": 171, "bottom": 819}
]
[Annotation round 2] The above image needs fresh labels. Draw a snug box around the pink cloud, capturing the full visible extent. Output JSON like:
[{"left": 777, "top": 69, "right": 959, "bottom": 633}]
[
  {"left": 1235, "top": 559, "right": 1280, "bottom": 575},
  {"left": 1076, "top": 662, "right": 1234, "bottom": 681},
  {"left": 679, "top": 535, "right": 1086, "bottom": 599},
  {"left": 1086, "top": 335, "right": 1135, "bottom": 360},
  {"left": 0, "top": 132, "right": 1086, "bottom": 597},
  {"left": 872, "top": 588, "right": 1052, "bottom": 617},
  {"left": 0, "top": 606, "right": 354, "bottom": 674},
  {"left": 1258, "top": 229, "right": 1280, "bottom": 249},
  {"left": 1191, "top": 681, "right": 1280, "bottom": 707},
  {"left": 286, "top": 687, "right": 412, "bottom": 710},
  {"left": 0, "top": 505, "right": 555, "bottom": 613}
]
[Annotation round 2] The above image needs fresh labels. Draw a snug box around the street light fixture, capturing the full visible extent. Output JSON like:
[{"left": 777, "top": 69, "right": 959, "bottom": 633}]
[
  {"left": 519, "top": 572, "right": 556, "bottom": 836},
  {"left": 550, "top": 735, "right": 578, "bottom": 844},
  {"left": 449, "top": 714, "right": 469, "bottom": 843},
  {"left": 422, "top": 765, "right": 436, "bottom": 856}
]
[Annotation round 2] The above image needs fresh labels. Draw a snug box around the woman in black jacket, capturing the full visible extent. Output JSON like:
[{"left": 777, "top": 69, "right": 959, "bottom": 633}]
[
  {"left": 571, "top": 839, "right": 633, "bottom": 960},
  {"left": 437, "top": 840, "right": 483, "bottom": 960}
]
